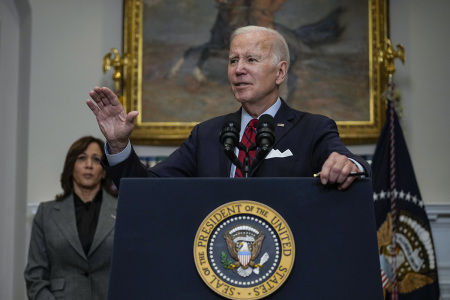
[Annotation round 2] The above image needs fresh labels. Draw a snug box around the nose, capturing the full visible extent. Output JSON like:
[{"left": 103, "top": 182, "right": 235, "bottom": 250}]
[
  {"left": 234, "top": 60, "right": 246, "bottom": 75},
  {"left": 85, "top": 157, "right": 94, "bottom": 168}
]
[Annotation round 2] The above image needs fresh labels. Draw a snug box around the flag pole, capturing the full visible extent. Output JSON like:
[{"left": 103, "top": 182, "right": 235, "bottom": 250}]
[
  {"left": 379, "top": 38, "right": 405, "bottom": 300},
  {"left": 387, "top": 74, "right": 399, "bottom": 300},
  {"left": 375, "top": 40, "right": 440, "bottom": 300}
]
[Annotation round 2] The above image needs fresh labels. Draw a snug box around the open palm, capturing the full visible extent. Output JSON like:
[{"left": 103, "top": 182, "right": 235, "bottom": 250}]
[{"left": 86, "top": 87, "right": 138, "bottom": 153}]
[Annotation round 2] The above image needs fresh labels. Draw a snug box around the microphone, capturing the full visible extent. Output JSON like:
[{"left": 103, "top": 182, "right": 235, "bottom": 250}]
[
  {"left": 255, "top": 114, "right": 275, "bottom": 151},
  {"left": 251, "top": 114, "right": 275, "bottom": 174},
  {"left": 219, "top": 114, "right": 242, "bottom": 171},
  {"left": 220, "top": 113, "right": 241, "bottom": 151}
]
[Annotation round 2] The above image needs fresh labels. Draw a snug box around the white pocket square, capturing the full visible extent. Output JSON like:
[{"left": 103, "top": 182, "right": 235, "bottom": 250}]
[{"left": 265, "top": 149, "right": 293, "bottom": 159}]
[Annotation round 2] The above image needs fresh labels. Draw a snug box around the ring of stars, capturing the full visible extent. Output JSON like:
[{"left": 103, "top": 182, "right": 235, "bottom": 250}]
[{"left": 208, "top": 215, "right": 280, "bottom": 286}]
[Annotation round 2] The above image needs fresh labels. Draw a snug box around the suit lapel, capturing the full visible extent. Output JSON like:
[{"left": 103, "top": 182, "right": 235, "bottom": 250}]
[
  {"left": 218, "top": 110, "right": 241, "bottom": 177},
  {"left": 88, "top": 191, "right": 117, "bottom": 257},
  {"left": 219, "top": 150, "right": 233, "bottom": 177},
  {"left": 52, "top": 195, "right": 87, "bottom": 260},
  {"left": 249, "top": 100, "right": 297, "bottom": 176},
  {"left": 219, "top": 103, "right": 298, "bottom": 176},
  {"left": 272, "top": 99, "right": 296, "bottom": 147}
]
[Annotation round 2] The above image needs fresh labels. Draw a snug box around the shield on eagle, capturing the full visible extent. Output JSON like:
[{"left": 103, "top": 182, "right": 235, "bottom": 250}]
[{"left": 238, "top": 242, "right": 252, "bottom": 267}]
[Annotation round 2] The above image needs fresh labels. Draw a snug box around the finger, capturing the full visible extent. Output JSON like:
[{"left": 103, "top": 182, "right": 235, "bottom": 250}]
[
  {"left": 126, "top": 111, "right": 139, "bottom": 124},
  {"left": 337, "top": 162, "right": 361, "bottom": 190},
  {"left": 319, "top": 168, "right": 328, "bottom": 185},
  {"left": 89, "top": 89, "right": 104, "bottom": 107},
  {"left": 94, "top": 87, "right": 120, "bottom": 107},
  {"left": 86, "top": 99, "right": 100, "bottom": 115},
  {"left": 319, "top": 157, "right": 334, "bottom": 184},
  {"left": 334, "top": 162, "right": 353, "bottom": 184},
  {"left": 92, "top": 86, "right": 113, "bottom": 107},
  {"left": 338, "top": 176, "right": 357, "bottom": 190},
  {"left": 101, "top": 87, "right": 122, "bottom": 106},
  {"left": 326, "top": 160, "right": 347, "bottom": 184},
  {"left": 320, "top": 152, "right": 355, "bottom": 185},
  {"left": 320, "top": 152, "right": 340, "bottom": 183}
]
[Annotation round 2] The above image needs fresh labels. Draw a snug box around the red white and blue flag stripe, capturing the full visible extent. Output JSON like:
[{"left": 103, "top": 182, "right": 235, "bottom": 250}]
[{"left": 238, "top": 251, "right": 251, "bottom": 267}]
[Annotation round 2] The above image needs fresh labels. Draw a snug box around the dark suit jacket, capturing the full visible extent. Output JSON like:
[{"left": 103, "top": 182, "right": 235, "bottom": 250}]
[
  {"left": 24, "top": 190, "right": 117, "bottom": 300},
  {"left": 104, "top": 100, "right": 371, "bottom": 188}
]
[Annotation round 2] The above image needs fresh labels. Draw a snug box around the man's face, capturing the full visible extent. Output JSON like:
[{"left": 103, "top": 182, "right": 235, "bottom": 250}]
[{"left": 228, "top": 31, "right": 284, "bottom": 110}]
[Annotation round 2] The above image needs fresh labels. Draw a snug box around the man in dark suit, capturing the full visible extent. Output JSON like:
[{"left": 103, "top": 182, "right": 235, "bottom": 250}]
[{"left": 86, "top": 25, "right": 370, "bottom": 190}]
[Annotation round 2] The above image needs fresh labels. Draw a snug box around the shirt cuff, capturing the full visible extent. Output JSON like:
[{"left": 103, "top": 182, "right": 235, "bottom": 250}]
[
  {"left": 105, "top": 141, "right": 131, "bottom": 166},
  {"left": 348, "top": 158, "right": 365, "bottom": 174}
]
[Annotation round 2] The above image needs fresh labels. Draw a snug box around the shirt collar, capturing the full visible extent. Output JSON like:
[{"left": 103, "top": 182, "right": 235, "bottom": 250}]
[
  {"left": 240, "top": 97, "right": 281, "bottom": 132},
  {"left": 73, "top": 189, "right": 103, "bottom": 207}
]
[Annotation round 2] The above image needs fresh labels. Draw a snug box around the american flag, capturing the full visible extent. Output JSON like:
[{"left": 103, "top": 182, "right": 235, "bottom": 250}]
[{"left": 381, "top": 269, "right": 390, "bottom": 289}]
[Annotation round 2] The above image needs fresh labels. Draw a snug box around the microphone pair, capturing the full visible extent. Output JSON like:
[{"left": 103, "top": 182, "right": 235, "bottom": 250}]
[{"left": 220, "top": 113, "right": 275, "bottom": 176}]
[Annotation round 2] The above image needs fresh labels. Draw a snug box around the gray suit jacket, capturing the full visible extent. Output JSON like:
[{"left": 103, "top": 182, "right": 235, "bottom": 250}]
[{"left": 24, "top": 190, "right": 117, "bottom": 300}]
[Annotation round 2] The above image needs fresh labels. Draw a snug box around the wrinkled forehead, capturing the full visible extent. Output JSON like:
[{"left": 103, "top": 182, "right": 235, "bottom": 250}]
[{"left": 229, "top": 31, "right": 274, "bottom": 56}]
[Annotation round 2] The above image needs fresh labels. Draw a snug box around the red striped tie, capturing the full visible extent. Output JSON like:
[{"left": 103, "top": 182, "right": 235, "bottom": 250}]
[{"left": 235, "top": 119, "right": 258, "bottom": 178}]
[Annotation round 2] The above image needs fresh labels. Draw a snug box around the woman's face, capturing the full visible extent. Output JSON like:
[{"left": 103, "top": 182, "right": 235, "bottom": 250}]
[{"left": 72, "top": 142, "right": 104, "bottom": 192}]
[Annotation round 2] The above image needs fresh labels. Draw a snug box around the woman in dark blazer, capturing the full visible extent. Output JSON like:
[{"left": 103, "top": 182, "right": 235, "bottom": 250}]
[{"left": 24, "top": 136, "right": 118, "bottom": 300}]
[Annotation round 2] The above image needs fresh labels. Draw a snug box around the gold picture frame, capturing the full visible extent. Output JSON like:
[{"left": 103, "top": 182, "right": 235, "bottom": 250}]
[{"left": 122, "top": 0, "right": 390, "bottom": 145}]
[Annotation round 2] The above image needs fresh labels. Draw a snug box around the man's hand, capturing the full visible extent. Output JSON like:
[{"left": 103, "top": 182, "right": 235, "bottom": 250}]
[
  {"left": 319, "top": 152, "right": 360, "bottom": 190},
  {"left": 86, "top": 87, "right": 138, "bottom": 154}
]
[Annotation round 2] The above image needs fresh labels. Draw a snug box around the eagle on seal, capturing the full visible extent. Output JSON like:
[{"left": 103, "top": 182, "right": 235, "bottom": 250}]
[{"left": 224, "top": 231, "right": 265, "bottom": 270}]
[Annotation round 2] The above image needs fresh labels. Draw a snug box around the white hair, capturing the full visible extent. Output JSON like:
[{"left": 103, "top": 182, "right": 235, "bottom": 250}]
[{"left": 230, "top": 25, "right": 290, "bottom": 68}]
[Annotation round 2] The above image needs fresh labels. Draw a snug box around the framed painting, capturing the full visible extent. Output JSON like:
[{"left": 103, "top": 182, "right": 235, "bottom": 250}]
[{"left": 122, "top": 0, "right": 390, "bottom": 145}]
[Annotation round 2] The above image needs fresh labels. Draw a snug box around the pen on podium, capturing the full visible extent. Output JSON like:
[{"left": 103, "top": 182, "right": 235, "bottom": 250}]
[{"left": 313, "top": 171, "right": 368, "bottom": 178}]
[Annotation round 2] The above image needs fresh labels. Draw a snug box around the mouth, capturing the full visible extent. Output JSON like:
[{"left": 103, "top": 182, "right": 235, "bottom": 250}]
[{"left": 235, "top": 82, "right": 250, "bottom": 87}]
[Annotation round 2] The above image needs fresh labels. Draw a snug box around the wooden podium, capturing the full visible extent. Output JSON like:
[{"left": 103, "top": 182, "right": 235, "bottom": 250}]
[{"left": 107, "top": 178, "right": 383, "bottom": 299}]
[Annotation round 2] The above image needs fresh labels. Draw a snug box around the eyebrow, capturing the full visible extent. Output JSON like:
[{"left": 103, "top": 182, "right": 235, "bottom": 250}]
[
  {"left": 229, "top": 53, "right": 261, "bottom": 60},
  {"left": 79, "top": 152, "right": 101, "bottom": 157}
]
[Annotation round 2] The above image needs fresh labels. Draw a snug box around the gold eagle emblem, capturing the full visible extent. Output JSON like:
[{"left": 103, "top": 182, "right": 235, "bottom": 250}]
[
  {"left": 378, "top": 213, "right": 435, "bottom": 297},
  {"left": 224, "top": 231, "right": 265, "bottom": 270}
]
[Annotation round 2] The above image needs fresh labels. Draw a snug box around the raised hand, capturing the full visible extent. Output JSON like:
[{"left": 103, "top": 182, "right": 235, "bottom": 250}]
[{"left": 86, "top": 87, "right": 139, "bottom": 154}]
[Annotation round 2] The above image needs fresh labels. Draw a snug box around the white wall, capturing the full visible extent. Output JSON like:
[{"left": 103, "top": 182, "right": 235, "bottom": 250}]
[
  {"left": 389, "top": 0, "right": 450, "bottom": 205},
  {"left": 0, "top": 0, "right": 123, "bottom": 299},
  {"left": 1, "top": 0, "right": 449, "bottom": 299},
  {"left": 27, "top": 0, "right": 123, "bottom": 206},
  {"left": 0, "top": 0, "right": 33, "bottom": 298}
]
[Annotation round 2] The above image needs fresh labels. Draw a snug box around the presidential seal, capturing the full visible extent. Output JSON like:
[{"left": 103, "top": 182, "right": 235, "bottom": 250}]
[
  {"left": 378, "top": 212, "right": 438, "bottom": 295},
  {"left": 193, "top": 201, "right": 295, "bottom": 299}
]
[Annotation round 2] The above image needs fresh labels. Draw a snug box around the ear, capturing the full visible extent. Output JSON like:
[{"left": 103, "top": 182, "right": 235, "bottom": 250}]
[{"left": 275, "top": 61, "right": 288, "bottom": 85}]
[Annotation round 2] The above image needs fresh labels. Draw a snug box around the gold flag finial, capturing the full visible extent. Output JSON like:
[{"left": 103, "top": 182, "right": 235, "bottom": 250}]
[
  {"left": 379, "top": 39, "right": 405, "bottom": 76},
  {"left": 103, "top": 48, "right": 129, "bottom": 98},
  {"left": 379, "top": 39, "right": 405, "bottom": 120}
]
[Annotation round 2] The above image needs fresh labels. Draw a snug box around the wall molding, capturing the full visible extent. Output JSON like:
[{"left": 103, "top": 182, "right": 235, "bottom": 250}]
[{"left": 426, "top": 204, "right": 450, "bottom": 299}]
